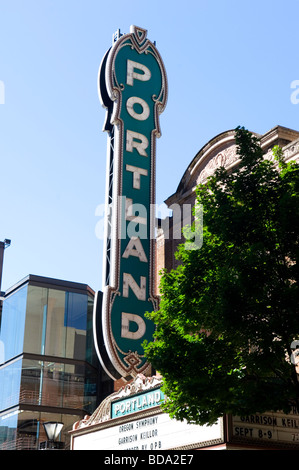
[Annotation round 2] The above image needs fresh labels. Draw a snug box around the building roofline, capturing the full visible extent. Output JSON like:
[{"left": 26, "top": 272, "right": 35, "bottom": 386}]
[
  {"left": 165, "top": 125, "right": 299, "bottom": 206},
  {"left": 165, "top": 129, "right": 237, "bottom": 205},
  {"left": 4, "top": 274, "right": 95, "bottom": 298}
]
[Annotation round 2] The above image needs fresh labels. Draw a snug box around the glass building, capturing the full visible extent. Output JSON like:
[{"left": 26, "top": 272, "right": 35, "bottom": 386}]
[{"left": 0, "top": 275, "right": 112, "bottom": 450}]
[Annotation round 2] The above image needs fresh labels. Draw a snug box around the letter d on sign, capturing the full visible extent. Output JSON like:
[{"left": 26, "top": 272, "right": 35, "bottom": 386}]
[{"left": 121, "top": 312, "right": 146, "bottom": 339}]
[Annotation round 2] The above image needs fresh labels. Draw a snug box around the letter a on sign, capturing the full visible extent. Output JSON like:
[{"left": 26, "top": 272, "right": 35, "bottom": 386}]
[{"left": 94, "top": 26, "right": 168, "bottom": 380}]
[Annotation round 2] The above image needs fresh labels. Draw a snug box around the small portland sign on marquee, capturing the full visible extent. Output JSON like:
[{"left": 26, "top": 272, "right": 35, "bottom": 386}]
[{"left": 93, "top": 25, "right": 168, "bottom": 380}]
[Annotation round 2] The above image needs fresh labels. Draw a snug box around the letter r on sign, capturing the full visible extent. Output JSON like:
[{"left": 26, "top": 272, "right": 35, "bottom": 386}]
[{"left": 126, "top": 130, "right": 149, "bottom": 157}]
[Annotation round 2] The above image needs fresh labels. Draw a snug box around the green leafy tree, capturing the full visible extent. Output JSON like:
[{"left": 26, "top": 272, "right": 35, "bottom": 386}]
[{"left": 144, "top": 126, "right": 299, "bottom": 425}]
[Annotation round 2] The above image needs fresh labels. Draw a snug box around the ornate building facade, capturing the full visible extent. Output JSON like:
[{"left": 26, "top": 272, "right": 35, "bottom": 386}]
[{"left": 156, "top": 125, "right": 299, "bottom": 281}]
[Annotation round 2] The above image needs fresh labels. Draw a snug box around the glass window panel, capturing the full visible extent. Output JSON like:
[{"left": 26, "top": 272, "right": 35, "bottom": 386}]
[
  {"left": 0, "top": 408, "right": 19, "bottom": 450},
  {"left": 86, "top": 295, "right": 96, "bottom": 365},
  {"left": 66, "top": 292, "right": 87, "bottom": 330},
  {"left": 23, "top": 286, "right": 48, "bottom": 355},
  {"left": 0, "top": 358, "right": 22, "bottom": 411},
  {"left": 45, "top": 289, "right": 66, "bottom": 357},
  {"left": 65, "top": 293, "right": 87, "bottom": 360},
  {"left": 0, "top": 286, "right": 27, "bottom": 362},
  {"left": 83, "top": 363, "right": 98, "bottom": 414},
  {"left": 20, "top": 359, "right": 42, "bottom": 406},
  {"left": 41, "top": 361, "right": 64, "bottom": 408},
  {"left": 16, "top": 410, "right": 39, "bottom": 450},
  {"left": 62, "top": 363, "right": 84, "bottom": 410},
  {"left": 0, "top": 409, "right": 81, "bottom": 450}
]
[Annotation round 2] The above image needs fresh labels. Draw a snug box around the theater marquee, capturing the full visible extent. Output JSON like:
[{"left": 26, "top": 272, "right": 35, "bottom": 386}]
[
  {"left": 93, "top": 26, "right": 168, "bottom": 380},
  {"left": 70, "top": 375, "right": 224, "bottom": 451}
]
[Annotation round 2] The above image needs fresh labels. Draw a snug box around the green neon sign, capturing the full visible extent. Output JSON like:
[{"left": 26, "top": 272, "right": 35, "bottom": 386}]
[{"left": 95, "top": 26, "right": 167, "bottom": 380}]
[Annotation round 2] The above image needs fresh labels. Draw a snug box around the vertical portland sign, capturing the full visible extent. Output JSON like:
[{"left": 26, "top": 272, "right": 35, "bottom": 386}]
[{"left": 94, "top": 26, "right": 168, "bottom": 380}]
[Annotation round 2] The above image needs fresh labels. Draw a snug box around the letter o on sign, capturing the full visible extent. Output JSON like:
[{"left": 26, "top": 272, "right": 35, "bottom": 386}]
[{"left": 126, "top": 96, "right": 150, "bottom": 121}]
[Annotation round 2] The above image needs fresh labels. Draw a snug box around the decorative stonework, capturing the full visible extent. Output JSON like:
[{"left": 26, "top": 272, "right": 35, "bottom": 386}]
[
  {"left": 264, "top": 138, "right": 299, "bottom": 165},
  {"left": 197, "top": 145, "right": 238, "bottom": 185},
  {"left": 197, "top": 137, "right": 299, "bottom": 186},
  {"left": 168, "top": 132, "right": 299, "bottom": 207}
]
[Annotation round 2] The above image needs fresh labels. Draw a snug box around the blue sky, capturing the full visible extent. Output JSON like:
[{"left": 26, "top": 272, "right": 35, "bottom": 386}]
[{"left": 0, "top": 0, "right": 299, "bottom": 292}]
